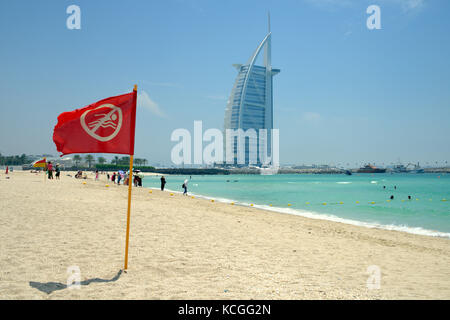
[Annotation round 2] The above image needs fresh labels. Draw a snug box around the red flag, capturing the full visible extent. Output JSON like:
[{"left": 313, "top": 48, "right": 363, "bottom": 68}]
[{"left": 53, "top": 91, "right": 137, "bottom": 156}]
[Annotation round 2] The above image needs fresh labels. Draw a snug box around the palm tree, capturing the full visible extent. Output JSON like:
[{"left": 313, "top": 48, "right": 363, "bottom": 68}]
[
  {"left": 134, "top": 158, "right": 143, "bottom": 167},
  {"left": 85, "top": 155, "right": 95, "bottom": 168},
  {"left": 73, "top": 155, "right": 82, "bottom": 167},
  {"left": 119, "top": 156, "right": 130, "bottom": 165},
  {"left": 97, "top": 157, "right": 107, "bottom": 165},
  {"left": 112, "top": 156, "right": 119, "bottom": 165}
]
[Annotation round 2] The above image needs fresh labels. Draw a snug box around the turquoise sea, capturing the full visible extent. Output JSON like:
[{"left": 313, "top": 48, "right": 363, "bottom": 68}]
[{"left": 143, "top": 173, "right": 450, "bottom": 238}]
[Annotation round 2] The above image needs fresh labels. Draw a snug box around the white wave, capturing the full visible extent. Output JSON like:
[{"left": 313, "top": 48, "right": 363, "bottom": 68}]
[
  {"left": 143, "top": 186, "right": 450, "bottom": 239},
  {"left": 337, "top": 182, "right": 352, "bottom": 184},
  {"left": 255, "top": 205, "right": 450, "bottom": 239},
  {"left": 371, "top": 181, "right": 378, "bottom": 184}
]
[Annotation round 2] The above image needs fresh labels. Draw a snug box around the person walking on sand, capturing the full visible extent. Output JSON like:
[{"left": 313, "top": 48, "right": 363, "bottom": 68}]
[
  {"left": 182, "top": 179, "right": 188, "bottom": 196},
  {"left": 95, "top": 170, "right": 99, "bottom": 181},
  {"left": 160, "top": 176, "right": 166, "bottom": 191}
]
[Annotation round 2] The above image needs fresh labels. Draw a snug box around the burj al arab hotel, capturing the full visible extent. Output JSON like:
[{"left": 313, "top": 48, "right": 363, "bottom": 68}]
[{"left": 223, "top": 16, "right": 280, "bottom": 166}]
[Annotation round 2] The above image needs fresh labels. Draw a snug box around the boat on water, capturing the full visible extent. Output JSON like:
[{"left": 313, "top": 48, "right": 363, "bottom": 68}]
[
  {"left": 391, "top": 163, "right": 425, "bottom": 173},
  {"left": 357, "top": 164, "right": 386, "bottom": 173},
  {"left": 408, "top": 162, "right": 424, "bottom": 173},
  {"left": 393, "top": 164, "right": 408, "bottom": 173},
  {"left": 259, "top": 166, "right": 279, "bottom": 175}
]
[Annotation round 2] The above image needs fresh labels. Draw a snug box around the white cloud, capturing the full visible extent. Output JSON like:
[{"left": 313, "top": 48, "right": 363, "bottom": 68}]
[
  {"left": 305, "top": 0, "right": 426, "bottom": 12},
  {"left": 137, "top": 91, "right": 165, "bottom": 118},
  {"left": 302, "top": 112, "right": 321, "bottom": 122},
  {"left": 391, "top": 0, "right": 426, "bottom": 12}
]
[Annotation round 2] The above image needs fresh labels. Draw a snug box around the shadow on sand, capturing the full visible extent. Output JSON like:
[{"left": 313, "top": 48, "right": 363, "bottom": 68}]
[{"left": 29, "top": 269, "right": 123, "bottom": 294}]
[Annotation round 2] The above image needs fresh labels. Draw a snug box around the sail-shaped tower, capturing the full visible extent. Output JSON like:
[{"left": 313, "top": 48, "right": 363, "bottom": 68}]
[{"left": 223, "top": 16, "right": 280, "bottom": 166}]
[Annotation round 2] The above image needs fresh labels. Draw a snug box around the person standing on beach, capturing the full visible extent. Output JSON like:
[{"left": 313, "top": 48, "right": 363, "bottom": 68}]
[
  {"left": 47, "top": 162, "right": 53, "bottom": 179},
  {"left": 95, "top": 170, "right": 99, "bottom": 180},
  {"left": 182, "top": 179, "right": 188, "bottom": 196},
  {"left": 55, "top": 164, "right": 60, "bottom": 180},
  {"left": 160, "top": 176, "right": 166, "bottom": 191},
  {"left": 111, "top": 172, "right": 116, "bottom": 184}
]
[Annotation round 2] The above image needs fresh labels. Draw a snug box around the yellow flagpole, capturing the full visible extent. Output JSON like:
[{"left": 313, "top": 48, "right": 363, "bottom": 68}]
[
  {"left": 124, "top": 84, "right": 137, "bottom": 270},
  {"left": 43, "top": 157, "right": 47, "bottom": 182},
  {"left": 124, "top": 155, "right": 133, "bottom": 270}
]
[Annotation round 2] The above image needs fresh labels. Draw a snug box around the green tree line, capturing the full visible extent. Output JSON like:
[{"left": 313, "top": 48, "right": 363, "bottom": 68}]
[
  {"left": 71, "top": 155, "right": 149, "bottom": 168},
  {"left": 0, "top": 153, "right": 32, "bottom": 165}
]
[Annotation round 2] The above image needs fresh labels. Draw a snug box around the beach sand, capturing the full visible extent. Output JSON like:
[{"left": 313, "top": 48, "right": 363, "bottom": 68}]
[{"left": 0, "top": 171, "right": 449, "bottom": 300}]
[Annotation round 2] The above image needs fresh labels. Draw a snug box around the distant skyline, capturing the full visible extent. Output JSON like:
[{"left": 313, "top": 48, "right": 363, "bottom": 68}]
[{"left": 0, "top": 0, "right": 449, "bottom": 166}]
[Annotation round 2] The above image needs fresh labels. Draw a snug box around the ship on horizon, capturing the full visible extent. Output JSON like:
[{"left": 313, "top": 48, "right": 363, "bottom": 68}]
[
  {"left": 392, "top": 164, "right": 408, "bottom": 173},
  {"left": 357, "top": 164, "right": 387, "bottom": 173},
  {"left": 391, "top": 162, "right": 424, "bottom": 173}
]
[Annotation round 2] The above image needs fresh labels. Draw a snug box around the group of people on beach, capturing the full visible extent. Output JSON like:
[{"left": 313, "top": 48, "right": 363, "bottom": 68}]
[
  {"left": 46, "top": 161, "right": 60, "bottom": 180},
  {"left": 106, "top": 171, "right": 143, "bottom": 187}
]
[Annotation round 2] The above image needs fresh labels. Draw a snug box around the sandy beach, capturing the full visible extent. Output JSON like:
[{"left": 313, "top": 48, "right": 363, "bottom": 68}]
[{"left": 0, "top": 170, "right": 449, "bottom": 300}]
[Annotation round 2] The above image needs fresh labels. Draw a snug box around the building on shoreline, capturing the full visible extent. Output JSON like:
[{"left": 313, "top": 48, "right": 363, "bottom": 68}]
[{"left": 223, "top": 15, "right": 280, "bottom": 167}]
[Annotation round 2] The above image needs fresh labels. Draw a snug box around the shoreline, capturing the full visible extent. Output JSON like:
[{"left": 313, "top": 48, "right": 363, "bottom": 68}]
[
  {"left": 1, "top": 171, "right": 449, "bottom": 299},
  {"left": 177, "top": 190, "right": 450, "bottom": 239},
  {"left": 143, "top": 183, "right": 450, "bottom": 240}
]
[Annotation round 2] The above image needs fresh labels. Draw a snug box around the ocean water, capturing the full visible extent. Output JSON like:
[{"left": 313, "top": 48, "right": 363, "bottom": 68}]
[{"left": 143, "top": 173, "right": 450, "bottom": 238}]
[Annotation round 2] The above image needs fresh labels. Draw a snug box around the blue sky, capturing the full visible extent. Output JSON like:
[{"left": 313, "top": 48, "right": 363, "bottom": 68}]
[{"left": 0, "top": 0, "right": 449, "bottom": 167}]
